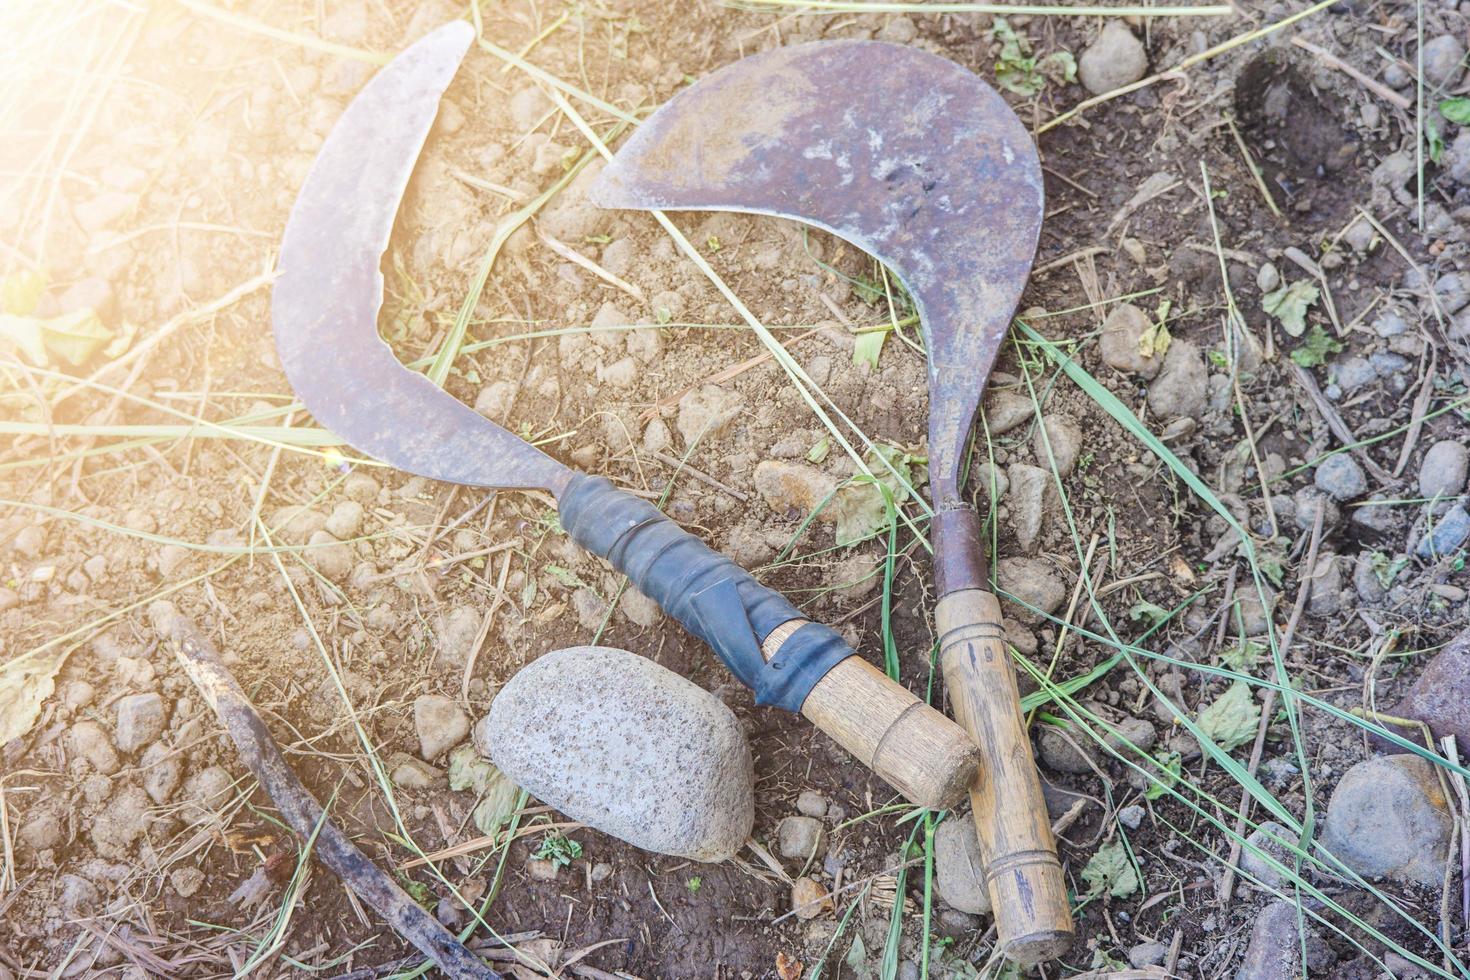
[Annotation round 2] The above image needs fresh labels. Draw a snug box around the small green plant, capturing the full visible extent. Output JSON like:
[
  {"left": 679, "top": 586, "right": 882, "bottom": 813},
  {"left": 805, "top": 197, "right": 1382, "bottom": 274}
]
[
  {"left": 989, "top": 18, "right": 1076, "bottom": 97},
  {"left": 706, "top": 234, "right": 721, "bottom": 252},
  {"left": 534, "top": 833, "right": 583, "bottom": 868},
  {"left": 686, "top": 876, "right": 702, "bottom": 893},
  {"left": 1290, "top": 325, "right": 1344, "bottom": 368}
]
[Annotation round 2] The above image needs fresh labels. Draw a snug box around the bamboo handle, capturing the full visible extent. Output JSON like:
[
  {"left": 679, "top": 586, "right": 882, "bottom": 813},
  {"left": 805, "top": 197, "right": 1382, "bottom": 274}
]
[
  {"left": 937, "top": 588, "right": 1073, "bottom": 965},
  {"left": 762, "top": 620, "right": 979, "bottom": 810}
]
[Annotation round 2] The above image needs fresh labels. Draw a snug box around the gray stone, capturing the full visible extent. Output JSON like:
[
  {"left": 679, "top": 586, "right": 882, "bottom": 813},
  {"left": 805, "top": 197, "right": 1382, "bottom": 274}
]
[
  {"left": 114, "top": 692, "right": 166, "bottom": 754},
  {"left": 90, "top": 784, "right": 151, "bottom": 856},
  {"left": 183, "top": 765, "right": 234, "bottom": 811},
  {"left": 619, "top": 587, "right": 661, "bottom": 628},
  {"left": 1291, "top": 486, "right": 1339, "bottom": 533},
  {"left": 571, "top": 587, "right": 608, "bottom": 630},
  {"left": 414, "top": 695, "right": 470, "bottom": 761},
  {"left": 753, "top": 461, "right": 836, "bottom": 521},
  {"left": 304, "top": 529, "right": 352, "bottom": 581},
  {"left": 343, "top": 472, "right": 380, "bottom": 504},
  {"left": 477, "top": 646, "right": 754, "bottom": 862},
  {"left": 1351, "top": 493, "right": 1399, "bottom": 534},
  {"left": 1239, "top": 820, "right": 1295, "bottom": 890},
  {"left": 1077, "top": 21, "right": 1148, "bottom": 95},
  {"left": 1313, "top": 455, "right": 1366, "bottom": 501},
  {"left": 1234, "top": 900, "right": 1335, "bottom": 979},
  {"left": 325, "top": 501, "right": 364, "bottom": 540},
  {"left": 69, "top": 720, "right": 119, "bottom": 774},
  {"left": 391, "top": 756, "right": 444, "bottom": 789},
  {"left": 1377, "top": 631, "right": 1470, "bottom": 755},
  {"left": 1331, "top": 355, "right": 1376, "bottom": 392},
  {"left": 1146, "top": 340, "right": 1208, "bottom": 419},
  {"left": 1418, "top": 440, "right": 1468, "bottom": 500},
  {"left": 676, "top": 384, "right": 743, "bottom": 446},
  {"left": 1321, "top": 754, "right": 1453, "bottom": 886},
  {"left": 13, "top": 525, "right": 44, "bottom": 558},
  {"left": 1352, "top": 551, "right": 1387, "bottom": 603},
  {"left": 777, "top": 815, "right": 825, "bottom": 859},
  {"left": 1342, "top": 217, "right": 1375, "bottom": 253},
  {"left": 1421, "top": 34, "right": 1466, "bottom": 88},
  {"left": 1373, "top": 310, "right": 1409, "bottom": 337},
  {"left": 171, "top": 866, "right": 205, "bottom": 898},
  {"left": 1416, "top": 503, "right": 1470, "bottom": 558},
  {"left": 982, "top": 389, "right": 1034, "bottom": 435},
  {"left": 1129, "top": 942, "right": 1168, "bottom": 968},
  {"left": 934, "top": 815, "right": 992, "bottom": 914},
  {"left": 434, "top": 606, "right": 482, "bottom": 668},
  {"left": 1038, "top": 723, "right": 1098, "bottom": 774},
  {"left": 1118, "top": 804, "right": 1145, "bottom": 830},
  {"left": 795, "top": 790, "right": 828, "bottom": 818},
  {"left": 1445, "top": 131, "right": 1470, "bottom": 186},
  {"left": 995, "top": 556, "right": 1066, "bottom": 624},
  {"left": 1098, "top": 303, "right": 1164, "bottom": 378},
  {"left": 1007, "top": 463, "right": 1048, "bottom": 553},
  {"left": 58, "top": 874, "right": 101, "bottom": 916},
  {"left": 509, "top": 85, "right": 552, "bottom": 132},
  {"left": 1304, "top": 554, "right": 1342, "bottom": 617},
  {"left": 1256, "top": 262, "right": 1280, "bottom": 294},
  {"left": 1104, "top": 716, "right": 1157, "bottom": 755},
  {"left": 1034, "top": 413, "right": 1083, "bottom": 476},
  {"left": 140, "top": 743, "right": 181, "bottom": 804}
]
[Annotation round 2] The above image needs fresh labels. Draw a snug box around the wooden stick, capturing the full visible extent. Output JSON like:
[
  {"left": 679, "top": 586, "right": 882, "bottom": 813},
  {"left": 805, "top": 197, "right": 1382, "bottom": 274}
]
[{"left": 151, "top": 603, "right": 501, "bottom": 980}]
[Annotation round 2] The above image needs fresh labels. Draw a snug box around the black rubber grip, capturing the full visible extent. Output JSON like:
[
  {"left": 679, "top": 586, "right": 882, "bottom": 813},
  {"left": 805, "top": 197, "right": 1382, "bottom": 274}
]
[{"left": 558, "top": 474, "right": 853, "bottom": 712}]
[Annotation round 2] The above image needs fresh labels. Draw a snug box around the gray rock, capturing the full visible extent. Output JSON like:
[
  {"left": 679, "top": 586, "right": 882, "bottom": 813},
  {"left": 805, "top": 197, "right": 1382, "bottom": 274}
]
[
  {"left": 1304, "top": 554, "right": 1342, "bottom": 617},
  {"left": 754, "top": 460, "right": 837, "bottom": 521},
  {"left": 1233, "top": 588, "right": 1275, "bottom": 637},
  {"left": 795, "top": 790, "right": 828, "bottom": 818},
  {"left": 1331, "top": 355, "right": 1375, "bottom": 392},
  {"left": 1377, "top": 631, "right": 1470, "bottom": 755},
  {"left": 777, "top": 815, "right": 825, "bottom": 859},
  {"left": 1256, "top": 262, "right": 1280, "bottom": 294},
  {"left": 58, "top": 874, "right": 101, "bottom": 916},
  {"left": 1129, "top": 942, "right": 1167, "bottom": 968},
  {"left": 475, "top": 379, "right": 516, "bottom": 420},
  {"left": 982, "top": 389, "right": 1034, "bottom": 435},
  {"left": 477, "top": 646, "right": 754, "bottom": 861},
  {"left": 1146, "top": 340, "right": 1208, "bottom": 419},
  {"left": 618, "top": 587, "right": 661, "bottom": 628},
  {"left": 1118, "top": 804, "right": 1145, "bottom": 830},
  {"left": 1373, "top": 310, "right": 1409, "bottom": 337},
  {"left": 934, "top": 815, "right": 992, "bottom": 914},
  {"left": 995, "top": 556, "right": 1066, "bottom": 623},
  {"left": 13, "top": 524, "right": 44, "bottom": 558},
  {"left": 676, "top": 384, "right": 743, "bottom": 446},
  {"left": 509, "top": 85, "right": 552, "bottom": 132},
  {"left": 305, "top": 529, "right": 351, "bottom": 581},
  {"left": 1342, "top": 217, "right": 1374, "bottom": 253},
  {"left": 343, "top": 472, "right": 380, "bottom": 504},
  {"left": 1351, "top": 492, "right": 1399, "bottom": 534},
  {"left": 415, "top": 695, "right": 470, "bottom": 760},
  {"left": 434, "top": 606, "right": 482, "bottom": 669},
  {"left": 1239, "top": 820, "right": 1295, "bottom": 890},
  {"left": 1291, "top": 486, "right": 1339, "bottom": 533},
  {"left": 1445, "top": 131, "right": 1470, "bottom": 186},
  {"left": 1234, "top": 900, "right": 1335, "bottom": 979},
  {"left": 90, "top": 784, "right": 151, "bottom": 856},
  {"left": 183, "top": 765, "right": 234, "bottom": 811},
  {"left": 571, "top": 587, "right": 608, "bottom": 630},
  {"left": 1421, "top": 34, "right": 1466, "bottom": 88},
  {"left": 1352, "top": 551, "right": 1387, "bottom": 603},
  {"left": 1104, "top": 717, "right": 1157, "bottom": 755},
  {"left": 113, "top": 692, "right": 165, "bottom": 753},
  {"left": 1370, "top": 351, "right": 1411, "bottom": 378},
  {"left": 68, "top": 720, "right": 120, "bottom": 774},
  {"left": 1077, "top": 21, "right": 1148, "bottom": 95},
  {"left": 1098, "top": 303, "right": 1164, "bottom": 378},
  {"left": 391, "top": 756, "right": 444, "bottom": 789},
  {"left": 1034, "top": 413, "right": 1083, "bottom": 477},
  {"left": 140, "top": 743, "right": 181, "bottom": 804},
  {"left": 1416, "top": 503, "right": 1470, "bottom": 558},
  {"left": 1320, "top": 754, "right": 1453, "bottom": 886},
  {"left": 1418, "top": 440, "right": 1468, "bottom": 500},
  {"left": 1313, "top": 455, "right": 1366, "bottom": 501},
  {"left": 974, "top": 461, "right": 1008, "bottom": 502},
  {"left": 325, "top": 501, "right": 364, "bottom": 539},
  {"left": 1007, "top": 463, "right": 1048, "bottom": 553},
  {"left": 1038, "top": 722, "right": 1097, "bottom": 774}
]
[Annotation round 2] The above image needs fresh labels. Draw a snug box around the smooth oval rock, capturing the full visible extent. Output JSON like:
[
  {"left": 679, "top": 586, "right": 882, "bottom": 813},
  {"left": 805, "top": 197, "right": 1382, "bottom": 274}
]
[
  {"left": 934, "top": 814, "right": 992, "bottom": 914},
  {"left": 1320, "top": 754, "right": 1453, "bottom": 886},
  {"left": 1376, "top": 629, "right": 1470, "bottom": 756},
  {"left": 476, "top": 646, "right": 754, "bottom": 862},
  {"left": 1418, "top": 440, "right": 1467, "bottom": 500},
  {"left": 1098, "top": 303, "right": 1164, "bottom": 378}
]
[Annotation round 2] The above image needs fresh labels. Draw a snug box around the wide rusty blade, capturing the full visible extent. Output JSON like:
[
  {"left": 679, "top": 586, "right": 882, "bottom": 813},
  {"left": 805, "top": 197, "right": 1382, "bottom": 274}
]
[
  {"left": 591, "top": 40, "right": 1042, "bottom": 506},
  {"left": 272, "top": 21, "right": 570, "bottom": 495}
]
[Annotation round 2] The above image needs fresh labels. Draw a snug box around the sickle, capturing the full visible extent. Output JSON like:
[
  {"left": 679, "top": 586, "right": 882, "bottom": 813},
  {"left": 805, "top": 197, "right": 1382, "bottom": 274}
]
[
  {"left": 591, "top": 41, "right": 1071, "bottom": 964},
  {"left": 270, "top": 23, "right": 978, "bottom": 814}
]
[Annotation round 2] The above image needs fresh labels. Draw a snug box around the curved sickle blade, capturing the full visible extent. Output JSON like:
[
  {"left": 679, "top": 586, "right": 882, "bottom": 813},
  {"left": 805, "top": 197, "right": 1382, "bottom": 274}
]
[
  {"left": 591, "top": 40, "right": 1042, "bottom": 504},
  {"left": 272, "top": 21, "right": 570, "bottom": 495}
]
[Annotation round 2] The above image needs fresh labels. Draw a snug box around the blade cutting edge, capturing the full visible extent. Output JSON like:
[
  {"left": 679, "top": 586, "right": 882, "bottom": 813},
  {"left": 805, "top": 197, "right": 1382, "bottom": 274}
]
[{"left": 271, "top": 21, "right": 570, "bottom": 495}]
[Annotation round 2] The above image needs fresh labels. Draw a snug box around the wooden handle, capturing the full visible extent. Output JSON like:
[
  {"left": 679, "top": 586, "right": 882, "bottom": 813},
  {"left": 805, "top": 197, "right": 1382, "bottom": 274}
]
[
  {"left": 763, "top": 620, "right": 979, "bottom": 810},
  {"left": 937, "top": 589, "right": 1074, "bottom": 965}
]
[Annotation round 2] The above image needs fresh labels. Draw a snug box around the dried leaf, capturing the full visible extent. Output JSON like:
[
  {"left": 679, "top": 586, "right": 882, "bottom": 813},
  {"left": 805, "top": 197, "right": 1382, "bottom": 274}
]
[
  {"left": 827, "top": 445, "right": 927, "bottom": 547},
  {"left": 1196, "top": 680, "right": 1260, "bottom": 751},
  {"left": 471, "top": 769, "right": 519, "bottom": 837},
  {"left": 0, "top": 649, "right": 71, "bottom": 746},
  {"left": 1081, "top": 840, "right": 1139, "bottom": 899},
  {"left": 0, "top": 308, "right": 114, "bottom": 367},
  {"left": 775, "top": 951, "right": 803, "bottom": 980},
  {"left": 845, "top": 934, "right": 874, "bottom": 980},
  {"left": 228, "top": 866, "right": 273, "bottom": 909},
  {"left": 1262, "top": 280, "right": 1318, "bottom": 338},
  {"left": 1, "top": 269, "right": 47, "bottom": 315}
]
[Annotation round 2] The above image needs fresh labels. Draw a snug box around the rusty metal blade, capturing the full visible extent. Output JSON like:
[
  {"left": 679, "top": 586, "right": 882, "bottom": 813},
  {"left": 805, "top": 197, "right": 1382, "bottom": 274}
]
[
  {"left": 591, "top": 40, "right": 1042, "bottom": 506},
  {"left": 272, "top": 21, "right": 570, "bottom": 495}
]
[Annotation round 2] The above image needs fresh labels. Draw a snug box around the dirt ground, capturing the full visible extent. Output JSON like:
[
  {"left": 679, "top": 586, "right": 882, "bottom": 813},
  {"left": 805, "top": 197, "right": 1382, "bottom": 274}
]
[{"left": 4, "top": 0, "right": 1470, "bottom": 977}]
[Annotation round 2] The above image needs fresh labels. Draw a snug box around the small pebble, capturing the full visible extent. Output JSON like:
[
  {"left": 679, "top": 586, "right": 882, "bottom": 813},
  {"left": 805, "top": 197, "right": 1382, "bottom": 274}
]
[
  {"left": 1321, "top": 754, "right": 1453, "bottom": 885},
  {"left": 1313, "top": 454, "right": 1366, "bottom": 501},
  {"left": 1077, "top": 21, "right": 1148, "bottom": 95},
  {"left": 1256, "top": 262, "right": 1280, "bottom": 293},
  {"left": 795, "top": 790, "right": 828, "bottom": 818},
  {"left": 414, "top": 695, "right": 470, "bottom": 761},
  {"left": 1118, "top": 804, "right": 1145, "bottom": 830},
  {"left": 777, "top": 815, "right": 825, "bottom": 860},
  {"left": 1418, "top": 440, "right": 1468, "bottom": 500}
]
